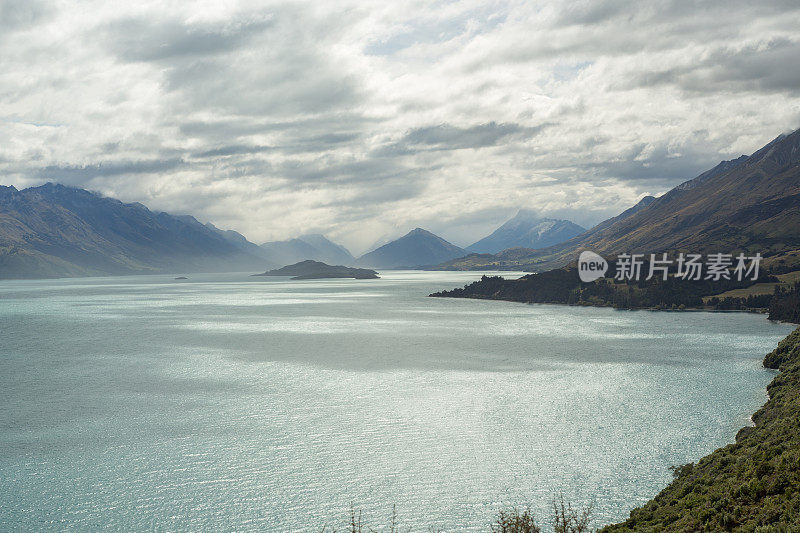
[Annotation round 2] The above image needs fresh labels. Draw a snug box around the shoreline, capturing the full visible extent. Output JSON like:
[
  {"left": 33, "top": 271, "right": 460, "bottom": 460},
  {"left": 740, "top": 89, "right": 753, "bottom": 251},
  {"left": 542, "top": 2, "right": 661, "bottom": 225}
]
[
  {"left": 601, "top": 325, "right": 800, "bottom": 531},
  {"left": 434, "top": 292, "right": 800, "bottom": 326},
  {"left": 434, "top": 292, "right": 800, "bottom": 528}
]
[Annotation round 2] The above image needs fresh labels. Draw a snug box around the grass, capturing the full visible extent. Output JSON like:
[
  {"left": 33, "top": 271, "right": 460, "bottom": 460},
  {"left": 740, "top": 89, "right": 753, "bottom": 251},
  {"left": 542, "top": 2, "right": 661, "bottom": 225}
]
[
  {"left": 702, "top": 283, "right": 781, "bottom": 302},
  {"left": 777, "top": 271, "right": 800, "bottom": 284},
  {"left": 702, "top": 270, "right": 800, "bottom": 303}
]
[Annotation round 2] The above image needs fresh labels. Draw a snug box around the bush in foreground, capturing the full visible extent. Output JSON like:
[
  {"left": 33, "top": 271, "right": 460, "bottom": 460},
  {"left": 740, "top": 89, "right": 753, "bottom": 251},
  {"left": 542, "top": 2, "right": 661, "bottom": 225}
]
[{"left": 321, "top": 498, "right": 595, "bottom": 532}]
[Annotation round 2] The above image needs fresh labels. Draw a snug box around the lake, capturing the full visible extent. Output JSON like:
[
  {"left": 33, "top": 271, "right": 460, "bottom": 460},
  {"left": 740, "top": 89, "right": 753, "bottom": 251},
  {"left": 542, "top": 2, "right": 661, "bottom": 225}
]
[{"left": 0, "top": 271, "right": 793, "bottom": 531}]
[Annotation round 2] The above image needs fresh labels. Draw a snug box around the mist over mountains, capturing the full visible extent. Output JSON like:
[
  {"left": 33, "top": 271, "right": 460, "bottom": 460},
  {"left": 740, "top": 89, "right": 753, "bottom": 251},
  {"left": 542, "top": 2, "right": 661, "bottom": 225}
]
[
  {"left": 0, "top": 184, "right": 361, "bottom": 279},
  {"left": 260, "top": 235, "right": 355, "bottom": 267}
]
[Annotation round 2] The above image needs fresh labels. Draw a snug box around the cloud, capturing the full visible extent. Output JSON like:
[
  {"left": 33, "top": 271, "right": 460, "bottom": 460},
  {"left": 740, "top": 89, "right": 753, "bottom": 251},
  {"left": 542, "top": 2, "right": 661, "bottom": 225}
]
[
  {"left": 0, "top": 0, "right": 51, "bottom": 34},
  {"left": 37, "top": 158, "right": 185, "bottom": 182},
  {"left": 376, "top": 122, "right": 546, "bottom": 155},
  {"left": 1, "top": 0, "right": 799, "bottom": 253},
  {"left": 105, "top": 15, "right": 274, "bottom": 63},
  {"left": 628, "top": 38, "right": 800, "bottom": 96}
]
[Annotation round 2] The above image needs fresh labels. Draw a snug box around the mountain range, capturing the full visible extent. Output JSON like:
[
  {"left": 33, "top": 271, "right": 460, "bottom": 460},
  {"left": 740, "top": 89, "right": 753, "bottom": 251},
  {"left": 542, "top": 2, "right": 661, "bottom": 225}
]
[
  {"left": 0, "top": 184, "right": 366, "bottom": 279},
  {"left": 4, "top": 128, "right": 798, "bottom": 279},
  {"left": 260, "top": 234, "right": 355, "bottom": 267},
  {"left": 439, "top": 128, "right": 800, "bottom": 272},
  {"left": 0, "top": 184, "right": 474, "bottom": 278},
  {"left": 0, "top": 183, "right": 266, "bottom": 279}
]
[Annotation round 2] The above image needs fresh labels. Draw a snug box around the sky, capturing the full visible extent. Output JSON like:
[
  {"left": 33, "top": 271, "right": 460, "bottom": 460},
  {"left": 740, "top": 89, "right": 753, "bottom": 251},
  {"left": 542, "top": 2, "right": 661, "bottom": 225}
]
[{"left": 2, "top": 0, "right": 800, "bottom": 253}]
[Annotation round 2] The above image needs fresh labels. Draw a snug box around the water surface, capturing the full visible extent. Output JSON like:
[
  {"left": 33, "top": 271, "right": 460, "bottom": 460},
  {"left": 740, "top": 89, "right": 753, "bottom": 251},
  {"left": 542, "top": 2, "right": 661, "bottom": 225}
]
[{"left": 0, "top": 271, "right": 793, "bottom": 531}]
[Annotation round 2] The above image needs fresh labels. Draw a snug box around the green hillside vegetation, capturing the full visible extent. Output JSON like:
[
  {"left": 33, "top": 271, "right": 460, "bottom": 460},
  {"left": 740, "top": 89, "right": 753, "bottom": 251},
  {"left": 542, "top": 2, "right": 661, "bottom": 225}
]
[
  {"left": 704, "top": 271, "right": 800, "bottom": 301},
  {"left": 602, "top": 327, "right": 800, "bottom": 532},
  {"left": 431, "top": 260, "right": 800, "bottom": 323}
]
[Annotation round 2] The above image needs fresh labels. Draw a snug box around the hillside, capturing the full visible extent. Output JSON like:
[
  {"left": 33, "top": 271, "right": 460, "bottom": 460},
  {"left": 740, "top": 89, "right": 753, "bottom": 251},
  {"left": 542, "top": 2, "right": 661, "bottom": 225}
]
[
  {"left": 0, "top": 183, "right": 265, "bottom": 279},
  {"left": 204, "top": 221, "right": 273, "bottom": 264},
  {"left": 466, "top": 212, "right": 585, "bottom": 254},
  {"left": 439, "top": 129, "right": 800, "bottom": 272},
  {"left": 574, "top": 131, "right": 800, "bottom": 265},
  {"left": 357, "top": 228, "right": 465, "bottom": 268}
]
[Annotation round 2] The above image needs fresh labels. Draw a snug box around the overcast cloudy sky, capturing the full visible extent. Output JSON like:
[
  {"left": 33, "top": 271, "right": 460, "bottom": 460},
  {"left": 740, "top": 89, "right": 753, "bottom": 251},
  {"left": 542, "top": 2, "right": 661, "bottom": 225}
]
[{"left": 2, "top": 0, "right": 800, "bottom": 252}]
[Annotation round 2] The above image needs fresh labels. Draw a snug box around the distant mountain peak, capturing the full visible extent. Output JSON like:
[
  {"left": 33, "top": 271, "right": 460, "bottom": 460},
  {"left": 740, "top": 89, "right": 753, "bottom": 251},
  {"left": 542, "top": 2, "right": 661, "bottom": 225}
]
[
  {"left": 466, "top": 213, "right": 585, "bottom": 254},
  {"left": 358, "top": 228, "right": 464, "bottom": 268},
  {"left": 259, "top": 233, "right": 354, "bottom": 266},
  {"left": 448, "top": 127, "right": 800, "bottom": 272}
]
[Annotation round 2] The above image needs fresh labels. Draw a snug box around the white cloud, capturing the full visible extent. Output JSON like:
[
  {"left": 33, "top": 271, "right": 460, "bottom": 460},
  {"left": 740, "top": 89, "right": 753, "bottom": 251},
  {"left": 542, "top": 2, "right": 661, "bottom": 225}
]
[{"left": 1, "top": 0, "right": 799, "bottom": 253}]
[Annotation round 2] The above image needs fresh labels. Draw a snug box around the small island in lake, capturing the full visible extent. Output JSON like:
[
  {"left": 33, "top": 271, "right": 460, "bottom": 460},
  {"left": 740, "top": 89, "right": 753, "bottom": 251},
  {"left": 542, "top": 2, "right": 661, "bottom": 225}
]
[{"left": 253, "top": 260, "right": 379, "bottom": 280}]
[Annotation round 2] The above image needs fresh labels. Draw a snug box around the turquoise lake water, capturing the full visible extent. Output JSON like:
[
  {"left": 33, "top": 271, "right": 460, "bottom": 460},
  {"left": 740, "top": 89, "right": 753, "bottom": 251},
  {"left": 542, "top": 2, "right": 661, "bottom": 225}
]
[{"left": 0, "top": 271, "right": 794, "bottom": 531}]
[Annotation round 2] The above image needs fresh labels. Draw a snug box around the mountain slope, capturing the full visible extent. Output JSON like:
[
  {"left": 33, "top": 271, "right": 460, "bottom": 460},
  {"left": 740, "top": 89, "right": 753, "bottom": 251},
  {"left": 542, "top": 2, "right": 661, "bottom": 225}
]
[
  {"left": 466, "top": 211, "right": 585, "bottom": 254},
  {"left": 437, "top": 128, "right": 800, "bottom": 271},
  {"left": 297, "top": 234, "right": 355, "bottom": 265},
  {"left": 577, "top": 130, "right": 800, "bottom": 262},
  {"left": 259, "top": 234, "right": 353, "bottom": 266},
  {"left": 357, "top": 228, "right": 465, "bottom": 268},
  {"left": 582, "top": 195, "right": 656, "bottom": 237},
  {"left": 0, "top": 183, "right": 266, "bottom": 279}
]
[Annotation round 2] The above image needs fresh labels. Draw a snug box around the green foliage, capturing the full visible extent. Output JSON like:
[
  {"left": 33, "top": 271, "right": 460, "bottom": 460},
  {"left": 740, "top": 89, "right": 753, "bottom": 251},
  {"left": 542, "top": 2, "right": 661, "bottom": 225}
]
[
  {"left": 431, "top": 264, "right": 781, "bottom": 312},
  {"left": 768, "top": 282, "right": 800, "bottom": 324}
]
